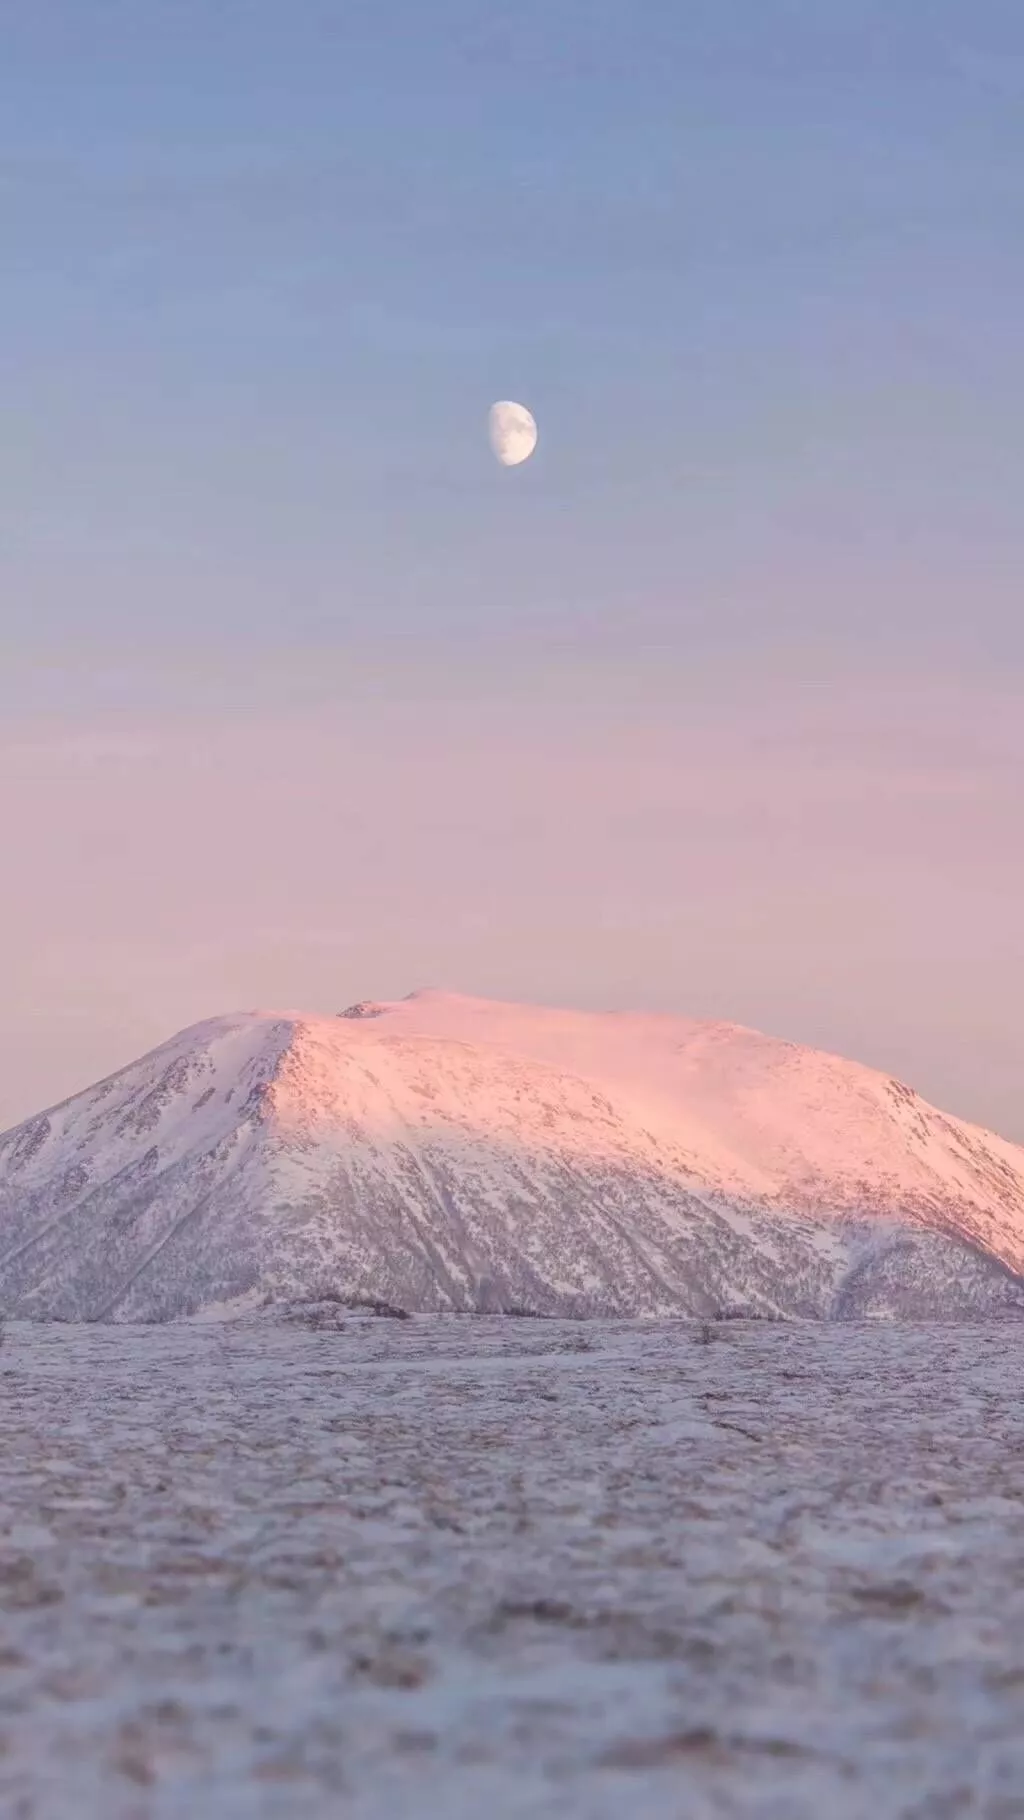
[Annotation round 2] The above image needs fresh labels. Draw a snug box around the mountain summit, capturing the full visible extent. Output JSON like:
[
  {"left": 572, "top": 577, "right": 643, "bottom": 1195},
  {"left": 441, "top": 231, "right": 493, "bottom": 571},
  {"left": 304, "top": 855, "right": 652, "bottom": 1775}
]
[{"left": 2, "top": 992, "right": 1023, "bottom": 1322}]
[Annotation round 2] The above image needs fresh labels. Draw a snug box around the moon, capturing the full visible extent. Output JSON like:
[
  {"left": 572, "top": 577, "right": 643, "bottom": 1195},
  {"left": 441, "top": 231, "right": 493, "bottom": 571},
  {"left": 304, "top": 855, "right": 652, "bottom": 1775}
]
[{"left": 489, "top": 400, "right": 538, "bottom": 467}]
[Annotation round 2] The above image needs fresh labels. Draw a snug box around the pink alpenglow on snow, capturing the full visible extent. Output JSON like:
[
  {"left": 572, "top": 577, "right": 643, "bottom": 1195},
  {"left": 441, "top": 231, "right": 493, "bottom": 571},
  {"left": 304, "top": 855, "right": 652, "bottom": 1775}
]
[{"left": 1, "top": 992, "right": 1024, "bottom": 1323}]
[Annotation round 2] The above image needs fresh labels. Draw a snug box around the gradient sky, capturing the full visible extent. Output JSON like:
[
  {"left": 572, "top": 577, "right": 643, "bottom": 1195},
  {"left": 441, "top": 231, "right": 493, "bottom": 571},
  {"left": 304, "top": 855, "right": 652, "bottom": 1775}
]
[{"left": 3, "top": 1, "right": 1024, "bottom": 1137}]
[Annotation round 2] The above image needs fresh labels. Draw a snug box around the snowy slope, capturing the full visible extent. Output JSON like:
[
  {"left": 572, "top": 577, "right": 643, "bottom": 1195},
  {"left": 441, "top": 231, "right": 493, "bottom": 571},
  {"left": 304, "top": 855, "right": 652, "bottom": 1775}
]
[{"left": 1, "top": 991, "right": 1023, "bottom": 1321}]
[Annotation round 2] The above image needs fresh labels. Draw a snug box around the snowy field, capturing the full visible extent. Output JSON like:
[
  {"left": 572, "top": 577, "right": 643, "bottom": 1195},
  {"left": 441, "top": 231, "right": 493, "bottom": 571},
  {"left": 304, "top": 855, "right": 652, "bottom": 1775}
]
[{"left": 1, "top": 1313, "right": 1023, "bottom": 1819}]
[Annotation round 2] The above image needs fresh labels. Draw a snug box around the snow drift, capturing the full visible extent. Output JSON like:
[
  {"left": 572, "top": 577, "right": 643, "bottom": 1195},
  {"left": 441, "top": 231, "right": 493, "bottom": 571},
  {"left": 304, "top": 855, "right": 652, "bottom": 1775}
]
[{"left": 1, "top": 991, "right": 1023, "bottom": 1321}]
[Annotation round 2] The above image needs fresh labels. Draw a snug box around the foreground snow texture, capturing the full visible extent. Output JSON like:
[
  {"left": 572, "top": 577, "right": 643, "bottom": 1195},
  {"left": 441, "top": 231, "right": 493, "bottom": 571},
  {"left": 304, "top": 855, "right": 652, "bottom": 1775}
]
[
  {"left": 2, "top": 1314, "right": 1023, "bottom": 1818},
  {"left": 3, "top": 992, "right": 1024, "bottom": 1321}
]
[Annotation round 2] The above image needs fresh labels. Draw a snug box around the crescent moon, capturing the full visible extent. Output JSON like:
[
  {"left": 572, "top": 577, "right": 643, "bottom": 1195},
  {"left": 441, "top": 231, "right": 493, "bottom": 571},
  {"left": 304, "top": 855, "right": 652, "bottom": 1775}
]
[{"left": 488, "top": 400, "right": 538, "bottom": 467}]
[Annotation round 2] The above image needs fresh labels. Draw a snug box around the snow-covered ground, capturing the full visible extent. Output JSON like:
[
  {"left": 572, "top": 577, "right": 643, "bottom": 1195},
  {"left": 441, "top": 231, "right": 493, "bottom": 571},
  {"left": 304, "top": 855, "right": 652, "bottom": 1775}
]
[{"left": 2, "top": 1312, "right": 1022, "bottom": 1818}]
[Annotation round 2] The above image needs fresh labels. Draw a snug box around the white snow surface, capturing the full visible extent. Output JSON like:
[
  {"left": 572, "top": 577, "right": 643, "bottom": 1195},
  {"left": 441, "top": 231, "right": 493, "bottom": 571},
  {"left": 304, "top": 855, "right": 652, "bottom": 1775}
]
[
  {"left": 2, "top": 991, "right": 1024, "bottom": 1321},
  {"left": 1, "top": 1313, "right": 1022, "bottom": 1818}
]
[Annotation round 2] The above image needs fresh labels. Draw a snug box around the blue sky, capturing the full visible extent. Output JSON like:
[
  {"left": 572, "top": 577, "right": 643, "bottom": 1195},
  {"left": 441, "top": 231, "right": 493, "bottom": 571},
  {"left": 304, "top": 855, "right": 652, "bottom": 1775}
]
[
  {"left": 4, "top": 0, "right": 1024, "bottom": 659},
  {"left": 2, "top": 1, "right": 1024, "bottom": 1132}
]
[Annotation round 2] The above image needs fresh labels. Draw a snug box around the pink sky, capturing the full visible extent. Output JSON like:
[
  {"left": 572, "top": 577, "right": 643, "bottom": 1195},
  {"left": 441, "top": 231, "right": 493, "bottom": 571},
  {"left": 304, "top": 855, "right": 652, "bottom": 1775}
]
[{"left": 2, "top": 649, "right": 1022, "bottom": 1142}]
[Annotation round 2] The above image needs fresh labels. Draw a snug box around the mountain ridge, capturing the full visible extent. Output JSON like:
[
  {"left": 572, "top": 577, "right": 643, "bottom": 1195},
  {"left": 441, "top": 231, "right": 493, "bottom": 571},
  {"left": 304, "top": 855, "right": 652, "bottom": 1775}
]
[{"left": 2, "top": 992, "right": 1023, "bottom": 1322}]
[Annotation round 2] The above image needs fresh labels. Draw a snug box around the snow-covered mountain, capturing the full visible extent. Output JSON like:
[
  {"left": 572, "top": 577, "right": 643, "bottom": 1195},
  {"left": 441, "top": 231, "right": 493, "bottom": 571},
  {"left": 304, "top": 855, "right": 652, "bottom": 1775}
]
[{"left": 2, "top": 990, "right": 1024, "bottom": 1322}]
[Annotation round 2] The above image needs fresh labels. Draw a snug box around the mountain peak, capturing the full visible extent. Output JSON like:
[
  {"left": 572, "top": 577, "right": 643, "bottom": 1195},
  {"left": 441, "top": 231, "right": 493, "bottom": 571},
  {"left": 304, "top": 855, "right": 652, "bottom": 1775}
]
[{"left": 2, "top": 993, "right": 1023, "bottom": 1323}]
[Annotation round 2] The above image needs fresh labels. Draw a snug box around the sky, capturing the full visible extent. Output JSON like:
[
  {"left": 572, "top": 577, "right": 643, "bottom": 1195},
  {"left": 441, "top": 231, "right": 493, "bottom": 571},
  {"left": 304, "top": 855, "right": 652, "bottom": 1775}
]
[{"left": 2, "top": 0, "right": 1024, "bottom": 1138}]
